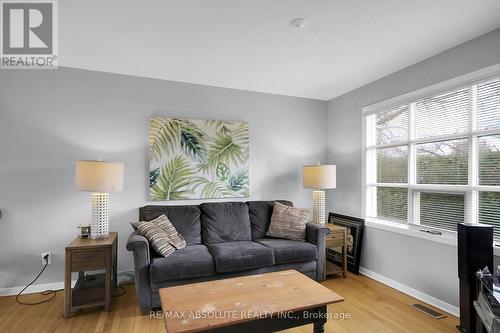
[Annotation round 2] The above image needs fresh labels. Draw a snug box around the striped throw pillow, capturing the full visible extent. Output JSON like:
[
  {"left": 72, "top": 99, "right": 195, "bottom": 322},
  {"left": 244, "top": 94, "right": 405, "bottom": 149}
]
[
  {"left": 154, "top": 215, "right": 186, "bottom": 250},
  {"left": 266, "top": 202, "right": 311, "bottom": 241},
  {"left": 131, "top": 215, "right": 186, "bottom": 256},
  {"left": 131, "top": 221, "right": 176, "bottom": 257}
]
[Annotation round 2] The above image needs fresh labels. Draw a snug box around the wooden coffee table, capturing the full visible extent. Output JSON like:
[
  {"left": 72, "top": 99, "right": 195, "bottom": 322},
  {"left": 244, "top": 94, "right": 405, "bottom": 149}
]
[{"left": 159, "top": 270, "right": 344, "bottom": 333}]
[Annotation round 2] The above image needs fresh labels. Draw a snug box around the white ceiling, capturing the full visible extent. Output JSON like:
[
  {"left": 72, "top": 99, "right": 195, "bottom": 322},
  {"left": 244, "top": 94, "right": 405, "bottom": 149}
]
[{"left": 59, "top": 0, "right": 500, "bottom": 101}]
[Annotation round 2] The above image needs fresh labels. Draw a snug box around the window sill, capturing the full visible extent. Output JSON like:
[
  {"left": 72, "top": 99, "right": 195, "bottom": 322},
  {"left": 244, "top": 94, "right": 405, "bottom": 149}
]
[
  {"left": 365, "top": 218, "right": 458, "bottom": 246},
  {"left": 366, "top": 219, "right": 500, "bottom": 256},
  {"left": 365, "top": 218, "right": 500, "bottom": 256}
]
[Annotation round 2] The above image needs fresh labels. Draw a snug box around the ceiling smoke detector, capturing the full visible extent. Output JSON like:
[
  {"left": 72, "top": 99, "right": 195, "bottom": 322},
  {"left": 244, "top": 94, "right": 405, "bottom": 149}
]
[{"left": 289, "top": 18, "right": 308, "bottom": 29}]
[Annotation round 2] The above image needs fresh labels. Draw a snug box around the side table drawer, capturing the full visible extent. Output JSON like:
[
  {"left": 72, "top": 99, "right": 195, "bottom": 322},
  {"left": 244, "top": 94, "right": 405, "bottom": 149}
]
[
  {"left": 328, "top": 231, "right": 345, "bottom": 240},
  {"left": 325, "top": 238, "right": 344, "bottom": 248},
  {"left": 71, "top": 250, "right": 106, "bottom": 271}
]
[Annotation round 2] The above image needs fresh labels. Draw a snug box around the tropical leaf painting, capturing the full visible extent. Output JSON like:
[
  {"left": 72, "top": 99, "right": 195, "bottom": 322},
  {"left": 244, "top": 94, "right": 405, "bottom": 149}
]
[{"left": 149, "top": 117, "right": 249, "bottom": 200}]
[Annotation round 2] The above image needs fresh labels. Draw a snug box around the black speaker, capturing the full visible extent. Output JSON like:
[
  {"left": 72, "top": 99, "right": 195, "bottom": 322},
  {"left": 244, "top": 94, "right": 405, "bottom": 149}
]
[{"left": 457, "top": 223, "right": 493, "bottom": 333}]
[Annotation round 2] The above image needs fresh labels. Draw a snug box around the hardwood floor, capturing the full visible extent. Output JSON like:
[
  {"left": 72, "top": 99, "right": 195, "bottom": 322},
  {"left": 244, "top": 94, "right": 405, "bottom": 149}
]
[{"left": 0, "top": 273, "right": 458, "bottom": 333}]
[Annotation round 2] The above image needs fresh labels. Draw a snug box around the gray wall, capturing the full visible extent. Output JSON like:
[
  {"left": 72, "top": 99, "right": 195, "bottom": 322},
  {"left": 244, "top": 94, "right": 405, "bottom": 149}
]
[
  {"left": 327, "top": 28, "right": 500, "bottom": 308},
  {"left": 0, "top": 68, "right": 327, "bottom": 289}
]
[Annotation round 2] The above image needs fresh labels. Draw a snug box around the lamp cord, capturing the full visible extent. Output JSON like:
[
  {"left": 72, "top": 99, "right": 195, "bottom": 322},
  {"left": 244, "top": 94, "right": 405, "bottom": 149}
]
[
  {"left": 15, "top": 256, "right": 126, "bottom": 305},
  {"left": 16, "top": 259, "right": 60, "bottom": 305}
]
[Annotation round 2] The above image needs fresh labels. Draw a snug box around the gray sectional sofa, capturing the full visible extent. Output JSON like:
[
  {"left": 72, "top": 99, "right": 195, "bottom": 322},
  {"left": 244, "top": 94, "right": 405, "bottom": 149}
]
[{"left": 126, "top": 200, "right": 330, "bottom": 313}]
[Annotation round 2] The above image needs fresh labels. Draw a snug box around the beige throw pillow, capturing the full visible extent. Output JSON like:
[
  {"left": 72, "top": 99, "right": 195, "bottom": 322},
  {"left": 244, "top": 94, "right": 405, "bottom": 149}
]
[
  {"left": 266, "top": 202, "right": 311, "bottom": 241},
  {"left": 131, "top": 214, "right": 186, "bottom": 257}
]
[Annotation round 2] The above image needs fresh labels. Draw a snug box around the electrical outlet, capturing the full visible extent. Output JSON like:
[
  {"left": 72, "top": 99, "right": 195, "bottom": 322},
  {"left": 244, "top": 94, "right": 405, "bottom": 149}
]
[{"left": 41, "top": 252, "right": 51, "bottom": 265}]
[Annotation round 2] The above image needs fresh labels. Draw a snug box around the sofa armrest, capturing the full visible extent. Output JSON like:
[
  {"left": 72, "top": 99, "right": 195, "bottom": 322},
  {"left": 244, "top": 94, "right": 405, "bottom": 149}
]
[
  {"left": 305, "top": 223, "right": 330, "bottom": 281},
  {"left": 126, "top": 232, "right": 150, "bottom": 263},
  {"left": 126, "top": 232, "right": 152, "bottom": 313}
]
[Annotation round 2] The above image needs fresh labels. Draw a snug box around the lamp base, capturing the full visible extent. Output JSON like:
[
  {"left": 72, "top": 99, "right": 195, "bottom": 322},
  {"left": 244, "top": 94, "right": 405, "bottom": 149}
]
[
  {"left": 312, "top": 190, "right": 326, "bottom": 224},
  {"left": 91, "top": 192, "right": 110, "bottom": 239}
]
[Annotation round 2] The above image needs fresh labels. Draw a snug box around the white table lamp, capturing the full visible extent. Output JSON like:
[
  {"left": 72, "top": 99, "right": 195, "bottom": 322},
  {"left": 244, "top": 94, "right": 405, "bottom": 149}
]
[
  {"left": 303, "top": 163, "right": 336, "bottom": 224},
  {"left": 75, "top": 160, "right": 124, "bottom": 239}
]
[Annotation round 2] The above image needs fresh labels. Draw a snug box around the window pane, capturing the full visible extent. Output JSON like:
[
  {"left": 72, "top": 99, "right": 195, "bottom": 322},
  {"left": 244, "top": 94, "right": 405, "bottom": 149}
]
[
  {"left": 416, "top": 139, "right": 468, "bottom": 185},
  {"left": 377, "top": 187, "right": 407, "bottom": 223},
  {"left": 377, "top": 146, "right": 408, "bottom": 183},
  {"left": 415, "top": 88, "right": 469, "bottom": 139},
  {"left": 419, "top": 192, "right": 465, "bottom": 231},
  {"left": 479, "top": 135, "right": 500, "bottom": 186},
  {"left": 478, "top": 78, "right": 500, "bottom": 131},
  {"left": 479, "top": 192, "right": 500, "bottom": 241},
  {"left": 376, "top": 105, "right": 409, "bottom": 145}
]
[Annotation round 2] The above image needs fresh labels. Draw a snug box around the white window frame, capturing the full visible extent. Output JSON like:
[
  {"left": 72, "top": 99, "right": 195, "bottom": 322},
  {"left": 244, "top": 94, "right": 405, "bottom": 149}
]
[{"left": 361, "top": 63, "right": 500, "bottom": 248}]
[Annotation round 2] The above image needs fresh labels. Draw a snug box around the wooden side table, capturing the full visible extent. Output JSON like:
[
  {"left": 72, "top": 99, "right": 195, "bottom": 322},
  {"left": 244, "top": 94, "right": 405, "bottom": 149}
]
[
  {"left": 64, "top": 232, "right": 118, "bottom": 318},
  {"left": 324, "top": 224, "right": 347, "bottom": 279}
]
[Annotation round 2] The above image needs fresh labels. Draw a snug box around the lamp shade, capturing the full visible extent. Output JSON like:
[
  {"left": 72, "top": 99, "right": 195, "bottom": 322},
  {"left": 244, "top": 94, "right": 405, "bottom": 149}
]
[
  {"left": 75, "top": 160, "right": 124, "bottom": 193},
  {"left": 303, "top": 164, "right": 336, "bottom": 189}
]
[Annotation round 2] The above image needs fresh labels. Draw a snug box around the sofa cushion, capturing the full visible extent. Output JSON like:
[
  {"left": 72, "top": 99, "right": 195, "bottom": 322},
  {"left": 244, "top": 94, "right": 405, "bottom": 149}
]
[
  {"left": 207, "top": 241, "right": 274, "bottom": 273},
  {"left": 150, "top": 245, "right": 215, "bottom": 282},
  {"left": 255, "top": 238, "right": 317, "bottom": 264},
  {"left": 247, "top": 200, "right": 293, "bottom": 240},
  {"left": 140, "top": 205, "right": 202, "bottom": 245},
  {"left": 200, "top": 202, "right": 252, "bottom": 244}
]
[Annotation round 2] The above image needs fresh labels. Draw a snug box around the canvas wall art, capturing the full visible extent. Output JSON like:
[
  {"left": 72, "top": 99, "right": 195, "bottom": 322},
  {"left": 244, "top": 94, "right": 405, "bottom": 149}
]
[{"left": 149, "top": 117, "right": 249, "bottom": 200}]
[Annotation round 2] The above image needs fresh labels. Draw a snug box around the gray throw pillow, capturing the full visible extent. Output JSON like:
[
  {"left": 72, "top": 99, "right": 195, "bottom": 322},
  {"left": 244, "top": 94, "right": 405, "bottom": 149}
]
[{"left": 266, "top": 202, "right": 311, "bottom": 241}]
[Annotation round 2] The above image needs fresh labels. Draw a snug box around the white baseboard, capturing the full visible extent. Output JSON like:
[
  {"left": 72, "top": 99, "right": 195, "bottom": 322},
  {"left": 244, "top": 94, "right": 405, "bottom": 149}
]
[
  {"left": 359, "top": 266, "right": 459, "bottom": 317},
  {"left": 0, "top": 271, "right": 135, "bottom": 297},
  {"left": 3, "top": 268, "right": 459, "bottom": 317},
  {"left": 0, "top": 281, "right": 74, "bottom": 297}
]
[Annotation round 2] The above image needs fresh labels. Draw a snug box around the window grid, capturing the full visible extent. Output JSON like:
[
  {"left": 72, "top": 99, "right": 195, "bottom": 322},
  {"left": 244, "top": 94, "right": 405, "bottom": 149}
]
[{"left": 365, "top": 78, "right": 500, "bottom": 234}]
